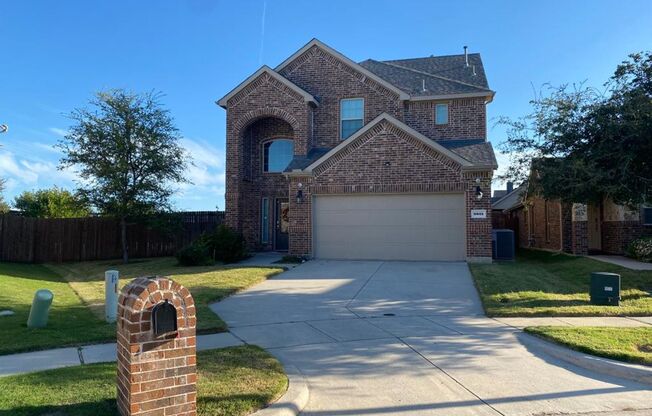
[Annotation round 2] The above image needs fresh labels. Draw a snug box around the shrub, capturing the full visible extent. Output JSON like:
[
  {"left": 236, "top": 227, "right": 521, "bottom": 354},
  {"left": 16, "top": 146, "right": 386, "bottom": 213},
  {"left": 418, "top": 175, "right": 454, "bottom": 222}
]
[
  {"left": 176, "top": 240, "right": 213, "bottom": 266},
  {"left": 205, "top": 224, "right": 248, "bottom": 264},
  {"left": 626, "top": 237, "right": 652, "bottom": 262}
]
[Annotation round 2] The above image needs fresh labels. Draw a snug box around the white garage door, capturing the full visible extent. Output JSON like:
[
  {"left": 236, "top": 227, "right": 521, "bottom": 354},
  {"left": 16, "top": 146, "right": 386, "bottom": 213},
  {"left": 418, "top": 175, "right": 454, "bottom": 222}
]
[{"left": 313, "top": 193, "right": 466, "bottom": 261}]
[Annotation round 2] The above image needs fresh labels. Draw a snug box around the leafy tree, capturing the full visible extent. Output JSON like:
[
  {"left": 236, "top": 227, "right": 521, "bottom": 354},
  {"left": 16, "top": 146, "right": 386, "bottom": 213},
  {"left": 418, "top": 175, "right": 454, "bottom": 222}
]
[
  {"left": 498, "top": 52, "right": 652, "bottom": 206},
  {"left": 58, "top": 89, "right": 189, "bottom": 263},
  {"left": 13, "top": 187, "right": 90, "bottom": 218}
]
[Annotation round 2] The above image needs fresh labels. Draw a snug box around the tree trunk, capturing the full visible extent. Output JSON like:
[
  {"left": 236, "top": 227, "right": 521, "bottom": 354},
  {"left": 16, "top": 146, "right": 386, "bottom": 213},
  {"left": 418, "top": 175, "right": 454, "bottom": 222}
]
[{"left": 120, "top": 216, "right": 129, "bottom": 264}]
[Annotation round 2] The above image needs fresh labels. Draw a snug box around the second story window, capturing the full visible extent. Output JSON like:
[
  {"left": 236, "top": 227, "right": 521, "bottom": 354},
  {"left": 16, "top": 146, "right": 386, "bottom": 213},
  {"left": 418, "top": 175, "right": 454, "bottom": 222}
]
[
  {"left": 435, "top": 103, "right": 449, "bottom": 125},
  {"left": 340, "top": 98, "right": 364, "bottom": 139},
  {"left": 263, "top": 139, "right": 293, "bottom": 173}
]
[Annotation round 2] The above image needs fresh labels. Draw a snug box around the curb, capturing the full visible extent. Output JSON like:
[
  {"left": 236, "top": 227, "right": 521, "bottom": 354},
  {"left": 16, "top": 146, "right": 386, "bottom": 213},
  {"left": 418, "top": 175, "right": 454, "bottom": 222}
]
[
  {"left": 252, "top": 364, "right": 309, "bottom": 416},
  {"left": 517, "top": 332, "right": 652, "bottom": 386}
]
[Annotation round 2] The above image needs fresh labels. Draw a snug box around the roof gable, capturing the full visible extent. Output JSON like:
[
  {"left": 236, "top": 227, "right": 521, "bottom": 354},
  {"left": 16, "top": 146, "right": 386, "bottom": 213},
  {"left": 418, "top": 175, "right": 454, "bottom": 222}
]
[
  {"left": 217, "top": 65, "right": 318, "bottom": 108},
  {"left": 302, "top": 113, "right": 473, "bottom": 173},
  {"left": 275, "top": 39, "right": 410, "bottom": 100}
]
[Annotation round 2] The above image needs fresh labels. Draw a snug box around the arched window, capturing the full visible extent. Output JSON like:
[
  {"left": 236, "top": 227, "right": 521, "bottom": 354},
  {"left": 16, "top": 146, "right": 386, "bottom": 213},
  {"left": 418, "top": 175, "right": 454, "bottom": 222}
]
[{"left": 263, "top": 139, "right": 293, "bottom": 173}]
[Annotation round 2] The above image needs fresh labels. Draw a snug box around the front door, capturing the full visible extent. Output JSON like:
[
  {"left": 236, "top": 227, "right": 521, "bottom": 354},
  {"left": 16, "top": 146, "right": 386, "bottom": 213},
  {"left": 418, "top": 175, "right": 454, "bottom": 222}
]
[
  {"left": 275, "top": 199, "right": 289, "bottom": 251},
  {"left": 587, "top": 203, "right": 602, "bottom": 252}
]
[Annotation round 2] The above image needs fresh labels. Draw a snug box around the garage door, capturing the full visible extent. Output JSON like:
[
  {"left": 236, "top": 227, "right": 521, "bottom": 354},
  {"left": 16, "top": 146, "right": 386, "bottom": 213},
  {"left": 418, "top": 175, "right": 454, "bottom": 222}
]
[{"left": 313, "top": 193, "right": 466, "bottom": 261}]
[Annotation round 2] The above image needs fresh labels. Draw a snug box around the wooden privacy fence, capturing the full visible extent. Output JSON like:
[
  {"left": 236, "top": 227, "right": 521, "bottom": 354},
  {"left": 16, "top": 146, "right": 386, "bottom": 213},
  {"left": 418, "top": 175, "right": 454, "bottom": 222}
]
[{"left": 0, "top": 211, "right": 224, "bottom": 263}]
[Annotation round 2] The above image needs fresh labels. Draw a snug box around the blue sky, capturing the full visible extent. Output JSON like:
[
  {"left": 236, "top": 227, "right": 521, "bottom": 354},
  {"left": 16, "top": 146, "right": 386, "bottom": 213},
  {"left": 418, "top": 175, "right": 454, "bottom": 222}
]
[{"left": 1, "top": 0, "right": 651, "bottom": 211}]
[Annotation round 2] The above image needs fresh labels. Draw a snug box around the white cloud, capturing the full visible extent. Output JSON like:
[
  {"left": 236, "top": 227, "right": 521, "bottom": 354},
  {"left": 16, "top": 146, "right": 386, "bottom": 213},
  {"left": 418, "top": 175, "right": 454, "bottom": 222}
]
[
  {"left": 33, "top": 142, "right": 62, "bottom": 154},
  {"left": 172, "top": 138, "right": 226, "bottom": 210},
  {"left": 49, "top": 127, "right": 68, "bottom": 137}
]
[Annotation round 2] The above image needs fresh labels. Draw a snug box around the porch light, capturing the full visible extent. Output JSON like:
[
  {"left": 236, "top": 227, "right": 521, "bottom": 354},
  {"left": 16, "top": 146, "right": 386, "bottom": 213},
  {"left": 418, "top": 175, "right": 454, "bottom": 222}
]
[
  {"left": 475, "top": 186, "right": 483, "bottom": 200},
  {"left": 296, "top": 182, "right": 304, "bottom": 204}
]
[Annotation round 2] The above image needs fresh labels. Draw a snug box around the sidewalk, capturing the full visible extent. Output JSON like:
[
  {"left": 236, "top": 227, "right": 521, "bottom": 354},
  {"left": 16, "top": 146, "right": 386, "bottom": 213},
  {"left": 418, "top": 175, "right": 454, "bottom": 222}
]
[
  {"left": 589, "top": 254, "right": 652, "bottom": 271},
  {"left": 495, "top": 316, "right": 652, "bottom": 329},
  {"left": 2, "top": 316, "right": 650, "bottom": 378},
  {"left": 0, "top": 332, "right": 242, "bottom": 377}
]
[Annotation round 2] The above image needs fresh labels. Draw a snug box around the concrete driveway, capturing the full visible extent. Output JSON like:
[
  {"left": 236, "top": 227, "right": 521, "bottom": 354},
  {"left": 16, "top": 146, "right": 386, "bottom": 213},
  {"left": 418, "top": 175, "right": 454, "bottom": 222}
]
[{"left": 211, "top": 260, "right": 652, "bottom": 416}]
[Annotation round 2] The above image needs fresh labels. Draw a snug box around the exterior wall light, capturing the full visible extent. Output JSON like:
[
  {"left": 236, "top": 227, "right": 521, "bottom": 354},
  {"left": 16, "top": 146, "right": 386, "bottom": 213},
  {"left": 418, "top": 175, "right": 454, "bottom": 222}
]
[
  {"left": 475, "top": 186, "right": 483, "bottom": 200},
  {"left": 296, "top": 182, "right": 304, "bottom": 204}
]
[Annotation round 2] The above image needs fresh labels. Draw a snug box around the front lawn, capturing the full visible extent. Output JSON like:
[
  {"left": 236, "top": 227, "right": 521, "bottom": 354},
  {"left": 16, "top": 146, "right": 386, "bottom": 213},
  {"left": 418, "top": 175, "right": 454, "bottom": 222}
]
[
  {"left": 0, "top": 345, "right": 288, "bottom": 416},
  {"left": 525, "top": 326, "right": 652, "bottom": 367},
  {"left": 0, "top": 262, "right": 114, "bottom": 355},
  {"left": 0, "top": 258, "right": 283, "bottom": 355},
  {"left": 469, "top": 249, "right": 652, "bottom": 316},
  {"left": 48, "top": 257, "right": 283, "bottom": 333}
]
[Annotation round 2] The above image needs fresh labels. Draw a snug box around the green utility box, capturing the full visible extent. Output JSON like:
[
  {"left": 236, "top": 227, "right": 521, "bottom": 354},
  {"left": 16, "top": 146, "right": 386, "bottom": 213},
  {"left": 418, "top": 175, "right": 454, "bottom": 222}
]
[{"left": 590, "top": 272, "right": 620, "bottom": 306}]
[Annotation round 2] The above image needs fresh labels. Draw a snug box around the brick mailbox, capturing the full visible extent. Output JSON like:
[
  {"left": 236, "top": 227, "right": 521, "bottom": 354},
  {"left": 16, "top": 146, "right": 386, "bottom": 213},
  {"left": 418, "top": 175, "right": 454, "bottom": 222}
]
[{"left": 117, "top": 276, "right": 197, "bottom": 416}]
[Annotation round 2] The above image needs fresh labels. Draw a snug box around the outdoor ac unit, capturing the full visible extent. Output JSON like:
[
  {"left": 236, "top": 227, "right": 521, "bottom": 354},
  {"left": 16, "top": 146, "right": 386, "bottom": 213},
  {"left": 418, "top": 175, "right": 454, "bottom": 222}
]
[{"left": 492, "top": 229, "right": 515, "bottom": 261}]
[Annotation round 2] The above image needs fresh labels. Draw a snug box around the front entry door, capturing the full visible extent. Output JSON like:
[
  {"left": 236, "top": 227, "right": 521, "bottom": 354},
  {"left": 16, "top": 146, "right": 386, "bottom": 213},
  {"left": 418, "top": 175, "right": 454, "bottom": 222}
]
[{"left": 275, "top": 199, "right": 289, "bottom": 251}]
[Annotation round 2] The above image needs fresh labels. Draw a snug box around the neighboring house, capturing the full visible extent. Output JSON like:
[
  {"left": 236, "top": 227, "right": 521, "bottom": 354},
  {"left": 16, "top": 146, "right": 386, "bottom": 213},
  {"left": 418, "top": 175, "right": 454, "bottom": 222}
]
[
  {"left": 217, "top": 39, "right": 497, "bottom": 262},
  {"left": 491, "top": 181, "right": 514, "bottom": 205},
  {"left": 492, "top": 180, "right": 652, "bottom": 255}
]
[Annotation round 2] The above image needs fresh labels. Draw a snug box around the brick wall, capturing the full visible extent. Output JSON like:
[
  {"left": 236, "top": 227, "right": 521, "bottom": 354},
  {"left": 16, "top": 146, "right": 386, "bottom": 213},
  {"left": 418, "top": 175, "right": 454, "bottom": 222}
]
[
  {"left": 278, "top": 45, "right": 404, "bottom": 149},
  {"left": 405, "top": 98, "right": 486, "bottom": 140},
  {"left": 288, "top": 120, "right": 493, "bottom": 260},
  {"left": 117, "top": 277, "right": 197, "bottom": 416},
  {"left": 572, "top": 221, "right": 588, "bottom": 255},
  {"left": 602, "top": 221, "right": 652, "bottom": 254}
]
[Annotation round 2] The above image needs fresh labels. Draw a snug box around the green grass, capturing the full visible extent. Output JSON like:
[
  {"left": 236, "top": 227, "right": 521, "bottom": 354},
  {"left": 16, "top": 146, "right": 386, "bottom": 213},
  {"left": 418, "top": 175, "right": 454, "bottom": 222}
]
[
  {"left": 525, "top": 326, "right": 652, "bottom": 367},
  {"left": 0, "top": 262, "right": 115, "bottom": 355},
  {"left": 48, "top": 257, "right": 283, "bottom": 333},
  {"left": 0, "top": 258, "right": 283, "bottom": 355},
  {"left": 469, "top": 249, "right": 652, "bottom": 316},
  {"left": 0, "top": 345, "right": 288, "bottom": 416}
]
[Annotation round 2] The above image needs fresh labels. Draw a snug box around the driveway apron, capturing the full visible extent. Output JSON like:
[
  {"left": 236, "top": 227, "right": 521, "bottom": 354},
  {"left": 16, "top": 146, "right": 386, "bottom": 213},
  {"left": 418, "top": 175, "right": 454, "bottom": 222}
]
[{"left": 210, "top": 260, "right": 652, "bottom": 416}]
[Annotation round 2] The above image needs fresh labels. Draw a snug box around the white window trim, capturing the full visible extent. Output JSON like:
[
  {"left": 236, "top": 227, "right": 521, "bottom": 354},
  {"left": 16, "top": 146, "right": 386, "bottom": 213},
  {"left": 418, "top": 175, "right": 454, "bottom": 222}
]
[
  {"left": 340, "top": 98, "right": 364, "bottom": 140},
  {"left": 262, "top": 138, "right": 294, "bottom": 174},
  {"left": 435, "top": 103, "right": 449, "bottom": 125}
]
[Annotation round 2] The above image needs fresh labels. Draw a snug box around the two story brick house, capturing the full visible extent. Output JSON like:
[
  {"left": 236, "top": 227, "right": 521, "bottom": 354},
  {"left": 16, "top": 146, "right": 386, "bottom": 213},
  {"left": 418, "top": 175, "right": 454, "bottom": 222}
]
[{"left": 217, "top": 39, "right": 497, "bottom": 262}]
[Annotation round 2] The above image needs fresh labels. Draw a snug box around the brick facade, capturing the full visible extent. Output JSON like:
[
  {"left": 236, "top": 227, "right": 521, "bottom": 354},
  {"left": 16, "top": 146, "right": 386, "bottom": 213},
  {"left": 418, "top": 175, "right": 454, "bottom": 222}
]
[
  {"left": 405, "top": 98, "right": 486, "bottom": 140},
  {"left": 117, "top": 277, "right": 197, "bottom": 416},
  {"left": 514, "top": 196, "right": 650, "bottom": 256},
  {"left": 221, "top": 41, "right": 494, "bottom": 261}
]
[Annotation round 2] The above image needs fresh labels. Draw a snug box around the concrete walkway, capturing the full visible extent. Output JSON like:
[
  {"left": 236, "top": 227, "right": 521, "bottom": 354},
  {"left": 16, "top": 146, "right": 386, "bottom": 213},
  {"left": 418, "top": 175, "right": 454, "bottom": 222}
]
[
  {"left": 0, "top": 332, "right": 242, "bottom": 377},
  {"left": 589, "top": 254, "right": 652, "bottom": 270},
  {"left": 212, "top": 260, "right": 652, "bottom": 416}
]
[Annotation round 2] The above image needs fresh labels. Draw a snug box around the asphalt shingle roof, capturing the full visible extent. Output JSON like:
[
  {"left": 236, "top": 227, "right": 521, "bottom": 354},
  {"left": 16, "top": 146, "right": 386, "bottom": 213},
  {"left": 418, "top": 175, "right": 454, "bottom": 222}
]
[
  {"left": 359, "top": 53, "right": 492, "bottom": 97},
  {"left": 438, "top": 139, "right": 497, "bottom": 167},
  {"left": 284, "top": 148, "right": 330, "bottom": 172},
  {"left": 492, "top": 182, "right": 528, "bottom": 211}
]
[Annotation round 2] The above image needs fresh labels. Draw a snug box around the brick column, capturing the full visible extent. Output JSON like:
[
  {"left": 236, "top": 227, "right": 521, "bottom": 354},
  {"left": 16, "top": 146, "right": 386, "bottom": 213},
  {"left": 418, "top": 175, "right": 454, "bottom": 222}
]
[
  {"left": 571, "top": 203, "right": 589, "bottom": 255},
  {"left": 464, "top": 171, "right": 493, "bottom": 262},
  {"left": 117, "top": 276, "right": 197, "bottom": 416},
  {"left": 288, "top": 175, "right": 313, "bottom": 256}
]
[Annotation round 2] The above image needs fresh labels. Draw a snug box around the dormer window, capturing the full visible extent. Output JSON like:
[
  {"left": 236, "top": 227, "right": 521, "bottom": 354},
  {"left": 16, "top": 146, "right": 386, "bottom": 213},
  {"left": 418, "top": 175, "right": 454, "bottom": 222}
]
[
  {"left": 263, "top": 139, "right": 293, "bottom": 173},
  {"left": 340, "top": 98, "right": 364, "bottom": 139},
  {"left": 435, "top": 103, "right": 449, "bottom": 125}
]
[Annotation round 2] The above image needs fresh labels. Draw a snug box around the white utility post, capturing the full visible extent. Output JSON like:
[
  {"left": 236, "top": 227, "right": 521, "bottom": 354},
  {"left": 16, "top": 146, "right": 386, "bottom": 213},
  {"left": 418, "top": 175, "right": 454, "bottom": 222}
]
[{"left": 105, "top": 270, "right": 119, "bottom": 323}]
